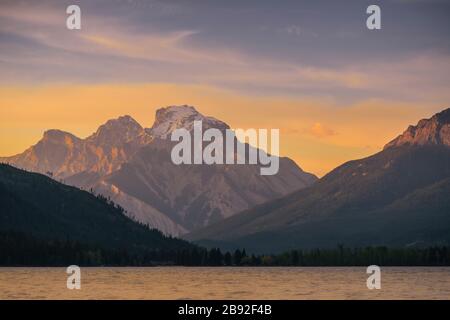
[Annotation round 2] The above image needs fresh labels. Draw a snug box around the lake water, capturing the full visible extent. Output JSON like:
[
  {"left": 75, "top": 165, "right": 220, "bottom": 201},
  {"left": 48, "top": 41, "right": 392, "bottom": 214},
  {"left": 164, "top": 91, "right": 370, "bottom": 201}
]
[{"left": 1, "top": 267, "right": 449, "bottom": 299}]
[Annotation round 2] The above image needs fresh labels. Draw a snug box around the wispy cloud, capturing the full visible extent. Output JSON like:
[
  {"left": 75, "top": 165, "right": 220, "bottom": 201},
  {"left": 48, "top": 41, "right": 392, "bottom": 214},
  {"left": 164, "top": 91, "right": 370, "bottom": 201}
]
[{"left": 1, "top": 0, "right": 450, "bottom": 106}]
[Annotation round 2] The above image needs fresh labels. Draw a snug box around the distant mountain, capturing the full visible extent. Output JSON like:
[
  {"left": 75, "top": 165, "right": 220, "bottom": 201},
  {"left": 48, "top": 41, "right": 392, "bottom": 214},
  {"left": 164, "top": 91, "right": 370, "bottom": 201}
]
[
  {"left": 1, "top": 115, "right": 151, "bottom": 178},
  {"left": 0, "top": 164, "right": 191, "bottom": 252},
  {"left": 0, "top": 105, "right": 317, "bottom": 235},
  {"left": 186, "top": 108, "right": 450, "bottom": 253}
]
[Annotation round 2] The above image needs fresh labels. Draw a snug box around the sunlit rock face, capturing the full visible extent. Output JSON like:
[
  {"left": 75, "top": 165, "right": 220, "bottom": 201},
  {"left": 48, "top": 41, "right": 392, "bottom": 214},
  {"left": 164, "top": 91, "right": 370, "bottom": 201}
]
[{"left": 384, "top": 108, "right": 450, "bottom": 149}]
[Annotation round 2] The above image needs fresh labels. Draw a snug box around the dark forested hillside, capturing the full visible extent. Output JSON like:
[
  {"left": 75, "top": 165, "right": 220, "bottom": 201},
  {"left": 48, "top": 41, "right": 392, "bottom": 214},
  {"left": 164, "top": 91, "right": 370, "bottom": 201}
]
[{"left": 0, "top": 164, "right": 191, "bottom": 253}]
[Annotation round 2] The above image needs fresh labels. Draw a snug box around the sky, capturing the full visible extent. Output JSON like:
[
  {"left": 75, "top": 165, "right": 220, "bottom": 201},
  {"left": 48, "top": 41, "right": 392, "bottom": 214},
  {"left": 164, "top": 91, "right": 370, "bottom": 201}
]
[{"left": 1, "top": 0, "right": 450, "bottom": 176}]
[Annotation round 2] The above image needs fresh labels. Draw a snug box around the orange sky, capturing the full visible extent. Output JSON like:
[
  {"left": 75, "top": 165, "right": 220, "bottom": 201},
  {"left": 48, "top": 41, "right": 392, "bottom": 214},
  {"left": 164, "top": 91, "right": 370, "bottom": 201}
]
[{"left": 0, "top": 83, "right": 440, "bottom": 177}]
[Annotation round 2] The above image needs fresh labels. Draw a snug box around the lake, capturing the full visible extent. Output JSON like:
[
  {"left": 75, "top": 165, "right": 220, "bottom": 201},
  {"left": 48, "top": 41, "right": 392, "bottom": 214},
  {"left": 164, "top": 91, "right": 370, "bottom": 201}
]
[{"left": 0, "top": 267, "right": 449, "bottom": 299}]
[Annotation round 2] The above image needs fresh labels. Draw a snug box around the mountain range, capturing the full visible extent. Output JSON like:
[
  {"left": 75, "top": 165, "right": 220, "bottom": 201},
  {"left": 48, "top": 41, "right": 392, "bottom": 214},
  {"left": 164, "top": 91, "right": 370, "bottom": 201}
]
[
  {"left": 1, "top": 105, "right": 449, "bottom": 255},
  {"left": 0, "top": 105, "right": 317, "bottom": 235},
  {"left": 186, "top": 108, "right": 450, "bottom": 253}
]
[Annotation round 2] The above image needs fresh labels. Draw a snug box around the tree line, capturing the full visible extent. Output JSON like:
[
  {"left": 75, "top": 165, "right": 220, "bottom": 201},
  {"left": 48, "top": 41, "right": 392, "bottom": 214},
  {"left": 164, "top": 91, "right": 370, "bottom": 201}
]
[{"left": 1, "top": 231, "right": 449, "bottom": 266}]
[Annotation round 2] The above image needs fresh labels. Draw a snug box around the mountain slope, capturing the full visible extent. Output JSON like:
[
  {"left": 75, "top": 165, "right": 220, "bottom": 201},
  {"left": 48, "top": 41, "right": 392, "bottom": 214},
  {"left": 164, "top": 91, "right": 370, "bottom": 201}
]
[
  {"left": 107, "top": 138, "right": 315, "bottom": 230},
  {"left": 0, "top": 164, "right": 191, "bottom": 251},
  {"left": 242, "top": 176, "right": 450, "bottom": 252},
  {"left": 186, "top": 108, "right": 450, "bottom": 253}
]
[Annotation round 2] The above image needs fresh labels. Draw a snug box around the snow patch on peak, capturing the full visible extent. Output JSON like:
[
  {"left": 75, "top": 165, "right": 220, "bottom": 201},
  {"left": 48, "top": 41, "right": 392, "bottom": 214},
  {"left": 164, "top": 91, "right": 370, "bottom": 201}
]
[
  {"left": 160, "top": 105, "right": 197, "bottom": 117},
  {"left": 148, "top": 105, "right": 229, "bottom": 139}
]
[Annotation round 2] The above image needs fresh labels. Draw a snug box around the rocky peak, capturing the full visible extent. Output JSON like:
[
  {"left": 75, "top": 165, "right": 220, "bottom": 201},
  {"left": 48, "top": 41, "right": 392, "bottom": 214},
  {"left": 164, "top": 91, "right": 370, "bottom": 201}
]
[
  {"left": 148, "top": 105, "right": 230, "bottom": 139},
  {"left": 384, "top": 108, "right": 450, "bottom": 149},
  {"left": 42, "top": 129, "right": 80, "bottom": 144},
  {"left": 88, "top": 115, "right": 145, "bottom": 146}
]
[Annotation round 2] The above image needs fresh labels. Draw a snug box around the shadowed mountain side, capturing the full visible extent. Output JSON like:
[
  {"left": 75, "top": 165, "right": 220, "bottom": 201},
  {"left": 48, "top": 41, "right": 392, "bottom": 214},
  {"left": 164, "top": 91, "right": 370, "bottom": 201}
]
[
  {"left": 198, "top": 177, "right": 450, "bottom": 254},
  {"left": 186, "top": 145, "right": 450, "bottom": 253}
]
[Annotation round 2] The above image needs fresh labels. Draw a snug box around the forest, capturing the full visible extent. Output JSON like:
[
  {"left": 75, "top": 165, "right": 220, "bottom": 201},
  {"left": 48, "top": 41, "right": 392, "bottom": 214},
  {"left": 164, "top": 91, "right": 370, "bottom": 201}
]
[{"left": 1, "top": 231, "right": 449, "bottom": 267}]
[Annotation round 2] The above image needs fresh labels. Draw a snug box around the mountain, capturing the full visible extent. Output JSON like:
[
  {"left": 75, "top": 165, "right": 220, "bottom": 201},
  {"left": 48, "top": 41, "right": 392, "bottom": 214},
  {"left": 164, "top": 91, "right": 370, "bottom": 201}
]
[
  {"left": 0, "top": 164, "right": 191, "bottom": 251},
  {"left": 106, "top": 139, "right": 315, "bottom": 231},
  {"left": 0, "top": 105, "right": 317, "bottom": 235},
  {"left": 384, "top": 108, "right": 450, "bottom": 148},
  {"left": 102, "top": 105, "right": 317, "bottom": 231},
  {"left": 186, "top": 108, "right": 450, "bottom": 253}
]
